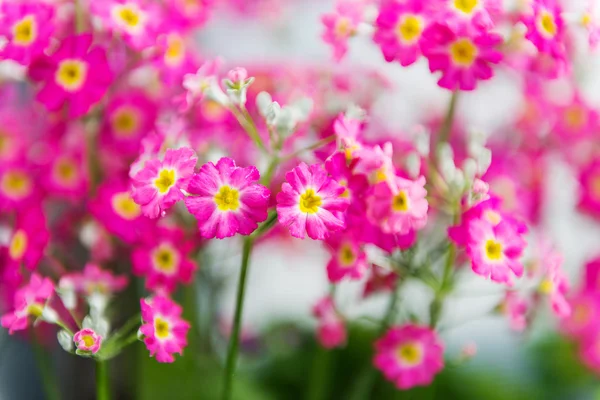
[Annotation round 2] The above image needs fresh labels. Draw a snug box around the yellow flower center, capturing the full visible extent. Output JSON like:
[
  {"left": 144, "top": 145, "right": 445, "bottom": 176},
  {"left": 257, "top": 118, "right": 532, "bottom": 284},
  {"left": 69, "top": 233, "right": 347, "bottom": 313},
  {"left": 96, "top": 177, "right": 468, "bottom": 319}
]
[
  {"left": 396, "top": 14, "right": 423, "bottom": 43},
  {"left": 113, "top": 5, "right": 143, "bottom": 30},
  {"left": 538, "top": 278, "right": 554, "bottom": 294},
  {"left": 9, "top": 229, "right": 28, "bottom": 260},
  {"left": 564, "top": 105, "right": 587, "bottom": 130},
  {"left": 339, "top": 244, "right": 356, "bottom": 266},
  {"left": 392, "top": 191, "right": 409, "bottom": 212},
  {"left": 154, "top": 317, "right": 170, "bottom": 339},
  {"left": 485, "top": 239, "right": 503, "bottom": 261},
  {"left": 538, "top": 11, "right": 557, "bottom": 38},
  {"left": 165, "top": 34, "right": 185, "bottom": 66},
  {"left": 152, "top": 244, "right": 178, "bottom": 273},
  {"left": 1, "top": 170, "right": 32, "bottom": 199},
  {"left": 111, "top": 107, "right": 139, "bottom": 137},
  {"left": 12, "top": 15, "right": 37, "bottom": 46},
  {"left": 450, "top": 38, "right": 478, "bottom": 67},
  {"left": 154, "top": 169, "right": 176, "bottom": 194},
  {"left": 454, "top": 0, "right": 479, "bottom": 14},
  {"left": 111, "top": 192, "right": 142, "bottom": 220},
  {"left": 299, "top": 189, "right": 322, "bottom": 214},
  {"left": 582, "top": 13, "right": 592, "bottom": 27},
  {"left": 55, "top": 59, "right": 88, "bottom": 92},
  {"left": 53, "top": 157, "right": 78, "bottom": 186},
  {"left": 338, "top": 179, "right": 350, "bottom": 199},
  {"left": 374, "top": 168, "right": 387, "bottom": 183},
  {"left": 214, "top": 185, "right": 240, "bottom": 211},
  {"left": 396, "top": 342, "right": 423, "bottom": 366},
  {"left": 82, "top": 334, "right": 95, "bottom": 347},
  {"left": 335, "top": 17, "right": 353, "bottom": 38},
  {"left": 27, "top": 303, "right": 44, "bottom": 318}
]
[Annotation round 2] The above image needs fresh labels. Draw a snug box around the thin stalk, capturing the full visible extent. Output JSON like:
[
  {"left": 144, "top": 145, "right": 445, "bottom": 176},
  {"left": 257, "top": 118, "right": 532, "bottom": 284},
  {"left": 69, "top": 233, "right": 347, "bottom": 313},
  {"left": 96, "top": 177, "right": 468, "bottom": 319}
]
[
  {"left": 305, "top": 345, "right": 334, "bottom": 400},
  {"left": 229, "top": 105, "right": 267, "bottom": 154},
  {"left": 348, "top": 288, "right": 401, "bottom": 400},
  {"left": 429, "top": 244, "right": 456, "bottom": 328},
  {"left": 96, "top": 360, "right": 110, "bottom": 400},
  {"left": 221, "top": 236, "right": 254, "bottom": 400},
  {"left": 282, "top": 135, "right": 336, "bottom": 162},
  {"left": 437, "top": 91, "right": 459, "bottom": 147}
]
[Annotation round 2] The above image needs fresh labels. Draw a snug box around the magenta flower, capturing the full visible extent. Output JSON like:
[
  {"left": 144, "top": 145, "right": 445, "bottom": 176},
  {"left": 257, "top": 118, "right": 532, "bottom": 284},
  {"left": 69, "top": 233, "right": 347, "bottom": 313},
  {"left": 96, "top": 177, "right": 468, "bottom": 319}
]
[
  {"left": 553, "top": 94, "right": 598, "bottom": 143},
  {"left": 578, "top": 160, "right": 600, "bottom": 220},
  {"left": 0, "top": 162, "right": 37, "bottom": 211},
  {"left": 321, "top": 1, "right": 363, "bottom": 61},
  {"left": 140, "top": 295, "right": 190, "bottom": 363},
  {"left": 584, "top": 257, "right": 600, "bottom": 293},
  {"left": 89, "top": 180, "right": 153, "bottom": 244},
  {"left": 276, "top": 163, "right": 350, "bottom": 240},
  {"left": 325, "top": 232, "right": 368, "bottom": 283},
  {"left": 534, "top": 240, "right": 570, "bottom": 318},
  {"left": 363, "top": 265, "right": 398, "bottom": 298},
  {"left": 1, "top": 274, "right": 54, "bottom": 334},
  {"left": 561, "top": 293, "right": 600, "bottom": 340},
  {"left": 0, "top": 2, "right": 54, "bottom": 65},
  {"left": 131, "top": 147, "right": 198, "bottom": 218},
  {"left": 132, "top": 227, "right": 196, "bottom": 293},
  {"left": 44, "top": 149, "right": 88, "bottom": 200},
  {"left": 466, "top": 219, "right": 526, "bottom": 285},
  {"left": 184, "top": 157, "right": 271, "bottom": 239},
  {"left": 6, "top": 206, "right": 49, "bottom": 271},
  {"left": 312, "top": 296, "right": 346, "bottom": 349},
  {"left": 374, "top": 324, "right": 444, "bottom": 390},
  {"left": 374, "top": 0, "right": 427, "bottom": 66},
  {"left": 70, "top": 263, "right": 129, "bottom": 297},
  {"left": 366, "top": 176, "right": 428, "bottom": 235},
  {"left": 73, "top": 328, "right": 103, "bottom": 355},
  {"left": 500, "top": 291, "right": 528, "bottom": 332},
  {"left": 28, "top": 34, "right": 112, "bottom": 118},
  {"left": 428, "top": 0, "right": 501, "bottom": 28},
  {"left": 421, "top": 21, "right": 503, "bottom": 91},
  {"left": 521, "top": 0, "right": 565, "bottom": 57}
]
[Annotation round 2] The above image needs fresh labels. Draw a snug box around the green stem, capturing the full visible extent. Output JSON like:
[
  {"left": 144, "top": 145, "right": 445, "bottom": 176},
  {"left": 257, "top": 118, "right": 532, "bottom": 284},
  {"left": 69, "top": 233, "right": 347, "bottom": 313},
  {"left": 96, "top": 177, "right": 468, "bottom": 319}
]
[
  {"left": 260, "top": 156, "right": 280, "bottom": 186},
  {"left": 430, "top": 243, "right": 456, "bottom": 328},
  {"left": 283, "top": 135, "right": 336, "bottom": 162},
  {"left": 306, "top": 345, "right": 334, "bottom": 400},
  {"left": 348, "top": 288, "right": 401, "bottom": 400},
  {"left": 437, "top": 91, "right": 459, "bottom": 148},
  {"left": 31, "top": 330, "right": 61, "bottom": 400},
  {"left": 229, "top": 105, "right": 267, "bottom": 154},
  {"left": 221, "top": 236, "right": 254, "bottom": 400},
  {"left": 96, "top": 360, "right": 110, "bottom": 400},
  {"left": 111, "top": 313, "right": 141, "bottom": 341}
]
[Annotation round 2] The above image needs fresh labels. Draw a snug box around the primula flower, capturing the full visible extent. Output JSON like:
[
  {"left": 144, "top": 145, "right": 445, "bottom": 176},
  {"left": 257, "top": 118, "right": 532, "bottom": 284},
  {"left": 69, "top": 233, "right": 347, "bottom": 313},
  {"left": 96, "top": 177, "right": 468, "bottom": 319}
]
[
  {"left": 374, "top": 324, "right": 444, "bottom": 390},
  {"left": 499, "top": 291, "right": 528, "bottom": 332},
  {"left": 0, "top": 162, "right": 37, "bottom": 211},
  {"left": 72, "top": 263, "right": 129, "bottom": 297},
  {"left": 154, "top": 31, "right": 197, "bottom": 85},
  {"left": 584, "top": 257, "right": 600, "bottom": 293},
  {"left": 312, "top": 296, "right": 346, "bottom": 349},
  {"left": 533, "top": 241, "right": 570, "bottom": 317},
  {"left": 321, "top": 1, "right": 363, "bottom": 61},
  {"left": 91, "top": 0, "right": 159, "bottom": 50},
  {"left": 132, "top": 227, "right": 196, "bottom": 293},
  {"left": 374, "top": 0, "right": 427, "bottom": 66},
  {"left": 466, "top": 219, "right": 526, "bottom": 285},
  {"left": 578, "top": 159, "right": 600, "bottom": 219},
  {"left": 1, "top": 274, "right": 54, "bottom": 334},
  {"left": 28, "top": 34, "right": 112, "bottom": 118},
  {"left": 324, "top": 152, "right": 369, "bottom": 220},
  {"left": 428, "top": 0, "right": 501, "bottom": 28},
  {"left": 140, "top": 295, "right": 190, "bottom": 363},
  {"left": 6, "top": 206, "right": 49, "bottom": 271},
  {"left": 363, "top": 264, "right": 398, "bottom": 298},
  {"left": 421, "top": 21, "right": 503, "bottom": 91},
  {"left": 168, "top": 0, "right": 213, "bottom": 28},
  {"left": 181, "top": 59, "right": 224, "bottom": 111},
  {"left": 521, "top": 0, "right": 566, "bottom": 58},
  {"left": 325, "top": 232, "right": 368, "bottom": 283},
  {"left": 73, "top": 328, "right": 103, "bottom": 355},
  {"left": 44, "top": 149, "right": 88, "bottom": 200},
  {"left": 184, "top": 157, "right": 270, "bottom": 239},
  {"left": 366, "top": 176, "right": 428, "bottom": 235},
  {"left": 553, "top": 94, "right": 598, "bottom": 143},
  {"left": 562, "top": 293, "right": 600, "bottom": 340},
  {"left": 131, "top": 147, "right": 198, "bottom": 219},
  {"left": 90, "top": 180, "right": 153, "bottom": 244},
  {"left": 276, "top": 163, "right": 350, "bottom": 240},
  {"left": 0, "top": 2, "right": 55, "bottom": 65},
  {"left": 332, "top": 114, "right": 362, "bottom": 156}
]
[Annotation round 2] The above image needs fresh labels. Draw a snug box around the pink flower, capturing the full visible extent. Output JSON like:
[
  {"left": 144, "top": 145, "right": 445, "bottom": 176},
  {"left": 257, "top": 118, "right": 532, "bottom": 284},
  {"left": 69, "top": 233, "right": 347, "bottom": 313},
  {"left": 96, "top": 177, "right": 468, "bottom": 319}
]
[
  {"left": 1, "top": 274, "right": 54, "bottom": 334},
  {"left": 333, "top": 114, "right": 362, "bottom": 156},
  {"left": 6, "top": 206, "right": 49, "bottom": 271},
  {"left": 324, "top": 152, "right": 369, "bottom": 220},
  {"left": 421, "top": 21, "right": 503, "bottom": 91},
  {"left": 276, "top": 163, "right": 350, "bottom": 240},
  {"left": 428, "top": 0, "right": 501, "bottom": 28},
  {"left": 325, "top": 232, "right": 368, "bottom": 283},
  {"left": 366, "top": 176, "right": 428, "bottom": 235},
  {"left": 374, "top": 324, "right": 444, "bottom": 390},
  {"left": 321, "top": 1, "right": 363, "bottom": 61},
  {"left": 140, "top": 295, "right": 190, "bottom": 363},
  {"left": 374, "top": 0, "right": 427, "bottom": 66},
  {"left": 91, "top": 0, "right": 160, "bottom": 50},
  {"left": 521, "top": 0, "right": 565, "bottom": 58},
  {"left": 312, "top": 296, "right": 346, "bottom": 349},
  {"left": 184, "top": 157, "right": 270, "bottom": 239},
  {"left": 466, "top": 219, "right": 526, "bottom": 285},
  {"left": 69, "top": 263, "right": 129, "bottom": 297},
  {"left": 561, "top": 293, "right": 600, "bottom": 340},
  {"left": 553, "top": 94, "right": 598, "bottom": 143},
  {"left": 167, "top": 0, "right": 213, "bottom": 28},
  {"left": 580, "top": 331, "right": 600, "bottom": 374},
  {"left": 500, "top": 291, "right": 528, "bottom": 332},
  {"left": 363, "top": 265, "right": 398, "bottom": 298},
  {"left": 89, "top": 180, "right": 154, "bottom": 244},
  {"left": 154, "top": 31, "right": 197, "bottom": 85},
  {"left": 132, "top": 227, "right": 196, "bottom": 293},
  {"left": 131, "top": 147, "right": 198, "bottom": 218},
  {"left": 0, "top": 162, "right": 38, "bottom": 211},
  {"left": 0, "top": 2, "right": 55, "bottom": 65},
  {"left": 534, "top": 241, "right": 570, "bottom": 318},
  {"left": 584, "top": 257, "right": 600, "bottom": 293},
  {"left": 73, "top": 328, "right": 103, "bottom": 355},
  {"left": 44, "top": 149, "right": 88, "bottom": 200},
  {"left": 578, "top": 159, "right": 600, "bottom": 219},
  {"left": 28, "top": 34, "right": 113, "bottom": 118}
]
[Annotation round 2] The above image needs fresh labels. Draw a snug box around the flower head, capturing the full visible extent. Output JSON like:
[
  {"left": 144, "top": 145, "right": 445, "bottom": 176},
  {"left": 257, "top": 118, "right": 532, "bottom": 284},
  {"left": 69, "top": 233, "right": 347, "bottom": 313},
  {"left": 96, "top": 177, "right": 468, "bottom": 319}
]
[
  {"left": 521, "top": 0, "right": 565, "bottom": 57},
  {"left": 321, "top": 1, "right": 363, "bottom": 61},
  {"left": 140, "top": 295, "right": 190, "bottom": 363},
  {"left": 325, "top": 231, "right": 368, "bottom": 283},
  {"left": 312, "top": 296, "right": 346, "bottom": 348},
  {"left": 578, "top": 159, "right": 600, "bottom": 219},
  {"left": 499, "top": 291, "right": 528, "bottom": 331},
  {"left": 276, "top": 162, "right": 350, "bottom": 240},
  {"left": 184, "top": 157, "right": 270, "bottom": 239},
  {"left": 421, "top": 21, "right": 503, "bottom": 91},
  {"left": 131, "top": 147, "right": 198, "bottom": 218},
  {"left": 374, "top": 324, "right": 445, "bottom": 390},
  {"left": 6, "top": 206, "right": 49, "bottom": 271},
  {"left": 0, "top": 162, "right": 38, "bottom": 211},
  {"left": 73, "top": 328, "right": 103, "bottom": 355},
  {"left": 1, "top": 274, "right": 54, "bottom": 334},
  {"left": 28, "top": 34, "right": 113, "bottom": 118},
  {"left": 562, "top": 293, "right": 600, "bottom": 340}
]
